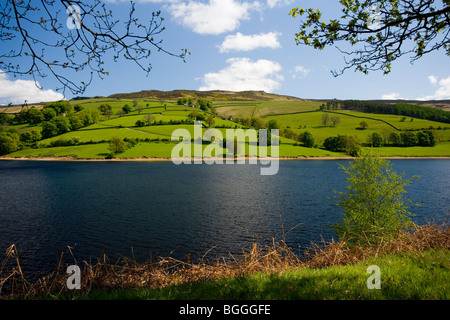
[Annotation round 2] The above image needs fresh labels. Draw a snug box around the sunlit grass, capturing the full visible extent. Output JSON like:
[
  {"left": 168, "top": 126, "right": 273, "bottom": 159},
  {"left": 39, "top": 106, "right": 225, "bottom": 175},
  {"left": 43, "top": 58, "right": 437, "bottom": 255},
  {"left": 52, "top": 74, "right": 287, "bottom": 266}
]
[
  {"left": 3, "top": 98, "right": 450, "bottom": 158},
  {"left": 121, "top": 249, "right": 448, "bottom": 300}
]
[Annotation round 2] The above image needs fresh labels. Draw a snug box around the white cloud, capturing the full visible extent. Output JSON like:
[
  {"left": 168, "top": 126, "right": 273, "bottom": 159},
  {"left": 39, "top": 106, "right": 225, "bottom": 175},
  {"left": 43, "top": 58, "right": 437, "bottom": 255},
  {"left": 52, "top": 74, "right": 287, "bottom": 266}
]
[
  {"left": 418, "top": 76, "right": 450, "bottom": 100},
  {"left": 266, "top": 0, "right": 293, "bottom": 8},
  {"left": 199, "top": 57, "right": 283, "bottom": 92},
  {"left": 168, "top": 0, "right": 260, "bottom": 35},
  {"left": 0, "top": 72, "right": 64, "bottom": 105},
  {"left": 428, "top": 76, "right": 437, "bottom": 85},
  {"left": 219, "top": 32, "right": 281, "bottom": 53},
  {"left": 381, "top": 92, "right": 403, "bottom": 100},
  {"left": 291, "top": 65, "right": 310, "bottom": 79},
  {"left": 428, "top": 75, "right": 438, "bottom": 85}
]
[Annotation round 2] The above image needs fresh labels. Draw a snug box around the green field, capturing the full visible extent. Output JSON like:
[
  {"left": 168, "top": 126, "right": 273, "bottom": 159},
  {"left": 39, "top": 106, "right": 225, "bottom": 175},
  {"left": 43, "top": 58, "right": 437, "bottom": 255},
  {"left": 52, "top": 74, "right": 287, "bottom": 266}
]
[
  {"left": 214, "top": 100, "right": 322, "bottom": 119},
  {"left": 10, "top": 141, "right": 347, "bottom": 159},
  {"left": 3, "top": 97, "right": 450, "bottom": 159}
]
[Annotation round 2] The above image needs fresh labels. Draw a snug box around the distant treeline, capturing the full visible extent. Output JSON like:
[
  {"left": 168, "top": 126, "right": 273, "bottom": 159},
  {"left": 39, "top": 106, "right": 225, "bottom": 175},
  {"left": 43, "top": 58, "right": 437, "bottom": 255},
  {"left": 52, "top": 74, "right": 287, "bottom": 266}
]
[{"left": 340, "top": 100, "right": 450, "bottom": 124}]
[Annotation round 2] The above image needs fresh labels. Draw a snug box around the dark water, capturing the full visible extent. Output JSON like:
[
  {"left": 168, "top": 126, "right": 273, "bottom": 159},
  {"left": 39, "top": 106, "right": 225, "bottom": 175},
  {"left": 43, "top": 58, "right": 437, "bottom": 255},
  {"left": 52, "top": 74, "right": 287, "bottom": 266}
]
[{"left": 0, "top": 159, "right": 449, "bottom": 280}]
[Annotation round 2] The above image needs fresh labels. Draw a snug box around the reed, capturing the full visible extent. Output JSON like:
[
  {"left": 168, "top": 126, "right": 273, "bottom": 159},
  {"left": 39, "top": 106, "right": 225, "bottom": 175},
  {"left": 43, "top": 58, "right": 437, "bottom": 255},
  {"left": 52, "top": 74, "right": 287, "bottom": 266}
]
[{"left": 0, "top": 222, "right": 448, "bottom": 299}]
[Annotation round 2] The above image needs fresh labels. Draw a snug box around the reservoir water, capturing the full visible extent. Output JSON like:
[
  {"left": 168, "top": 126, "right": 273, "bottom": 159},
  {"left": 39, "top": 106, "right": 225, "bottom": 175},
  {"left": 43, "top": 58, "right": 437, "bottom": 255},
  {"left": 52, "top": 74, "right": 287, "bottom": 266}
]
[{"left": 0, "top": 159, "right": 449, "bottom": 280}]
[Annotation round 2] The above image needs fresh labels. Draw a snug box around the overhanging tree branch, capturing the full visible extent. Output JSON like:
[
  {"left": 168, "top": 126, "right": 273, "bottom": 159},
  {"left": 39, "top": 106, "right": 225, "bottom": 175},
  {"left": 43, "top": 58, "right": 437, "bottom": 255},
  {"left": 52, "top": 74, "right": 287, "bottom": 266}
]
[
  {"left": 290, "top": 0, "right": 450, "bottom": 76},
  {"left": 0, "top": 0, "right": 189, "bottom": 96}
]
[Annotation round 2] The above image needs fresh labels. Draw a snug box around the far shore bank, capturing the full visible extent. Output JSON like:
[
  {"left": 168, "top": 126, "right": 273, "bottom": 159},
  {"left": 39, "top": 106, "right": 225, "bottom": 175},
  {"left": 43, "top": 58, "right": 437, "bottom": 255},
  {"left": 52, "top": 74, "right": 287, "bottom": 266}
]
[{"left": 1, "top": 155, "right": 450, "bottom": 162}]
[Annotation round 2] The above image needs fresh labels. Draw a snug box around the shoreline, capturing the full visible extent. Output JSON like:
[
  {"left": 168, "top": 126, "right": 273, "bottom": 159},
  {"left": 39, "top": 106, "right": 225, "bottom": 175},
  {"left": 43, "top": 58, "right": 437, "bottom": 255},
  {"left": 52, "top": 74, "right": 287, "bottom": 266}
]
[{"left": 1, "top": 155, "right": 450, "bottom": 162}]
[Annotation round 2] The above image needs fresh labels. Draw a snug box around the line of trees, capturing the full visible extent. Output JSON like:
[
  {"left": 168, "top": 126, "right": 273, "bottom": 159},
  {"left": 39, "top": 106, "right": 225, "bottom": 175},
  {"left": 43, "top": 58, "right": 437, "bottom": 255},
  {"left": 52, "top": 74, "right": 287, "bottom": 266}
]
[
  {"left": 323, "top": 129, "right": 438, "bottom": 157},
  {"left": 375, "top": 130, "right": 437, "bottom": 147},
  {"left": 323, "top": 135, "right": 362, "bottom": 157},
  {"left": 135, "top": 118, "right": 197, "bottom": 127},
  {"left": 319, "top": 101, "right": 341, "bottom": 111},
  {"left": 340, "top": 100, "right": 450, "bottom": 124},
  {"left": 134, "top": 111, "right": 217, "bottom": 128},
  {"left": 177, "top": 97, "right": 215, "bottom": 113}
]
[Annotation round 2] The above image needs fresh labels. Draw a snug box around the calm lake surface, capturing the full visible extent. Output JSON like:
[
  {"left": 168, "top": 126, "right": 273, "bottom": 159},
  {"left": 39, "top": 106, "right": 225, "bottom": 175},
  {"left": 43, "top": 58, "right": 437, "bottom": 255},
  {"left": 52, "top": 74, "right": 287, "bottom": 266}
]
[{"left": 0, "top": 159, "right": 449, "bottom": 279}]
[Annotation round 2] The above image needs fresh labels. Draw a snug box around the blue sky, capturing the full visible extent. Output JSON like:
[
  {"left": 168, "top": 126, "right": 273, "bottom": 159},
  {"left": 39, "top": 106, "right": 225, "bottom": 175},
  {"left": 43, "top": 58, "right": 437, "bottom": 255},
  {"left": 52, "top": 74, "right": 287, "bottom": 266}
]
[{"left": 1, "top": 0, "right": 450, "bottom": 104}]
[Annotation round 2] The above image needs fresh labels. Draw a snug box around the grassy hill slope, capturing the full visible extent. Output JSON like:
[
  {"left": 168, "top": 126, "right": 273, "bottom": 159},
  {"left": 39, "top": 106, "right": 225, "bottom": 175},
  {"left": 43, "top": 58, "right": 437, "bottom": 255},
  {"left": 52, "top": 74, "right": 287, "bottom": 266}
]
[{"left": 2, "top": 91, "right": 450, "bottom": 159}]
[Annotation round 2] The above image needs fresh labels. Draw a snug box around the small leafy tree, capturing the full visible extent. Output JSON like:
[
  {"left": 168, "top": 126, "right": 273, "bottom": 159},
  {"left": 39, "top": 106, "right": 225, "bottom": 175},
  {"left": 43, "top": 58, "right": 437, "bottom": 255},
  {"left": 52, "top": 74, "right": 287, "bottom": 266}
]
[
  {"left": 144, "top": 113, "right": 156, "bottom": 126},
  {"left": 98, "top": 104, "right": 112, "bottom": 115},
  {"left": 321, "top": 113, "right": 330, "bottom": 127},
  {"left": 135, "top": 120, "right": 145, "bottom": 127},
  {"left": 400, "top": 132, "right": 419, "bottom": 147},
  {"left": 134, "top": 100, "right": 143, "bottom": 114},
  {"left": 417, "top": 130, "right": 436, "bottom": 147},
  {"left": 388, "top": 132, "right": 402, "bottom": 146},
  {"left": 369, "top": 132, "right": 383, "bottom": 147},
  {"left": 283, "top": 127, "right": 296, "bottom": 140},
  {"left": 20, "top": 129, "right": 42, "bottom": 144},
  {"left": 251, "top": 117, "right": 266, "bottom": 130},
  {"left": 0, "top": 132, "right": 20, "bottom": 155},
  {"left": 52, "top": 116, "right": 72, "bottom": 134},
  {"left": 104, "top": 109, "right": 114, "bottom": 120},
  {"left": 345, "top": 136, "right": 361, "bottom": 157},
  {"left": 122, "top": 104, "right": 133, "bottom": 114},
  {"left": 109, "top": 136, "right": 127, "bottom": 154},
  {"left": 359, "top": 121, "right": 368, "bottom": 130},
  {"left": 323, "top": 135, "right": 348, "bottom": 152},
  {"left": 41, "top": 121, "right": 59, "bottom": 139},
  {"left": 332, "top": 153, "right": 418, "bottom": 246},
  {"left": 188, "top": 111, "right": 199, "bottom": 119},
  {"left": 301, "top": 131, "right": 315, "bottom": 148},
  {"left": 206, "top": 116, "right": 215, "bottom": 128},
  {"left": 330, "top": 115, "right": 340, "bottom": 127},
  {"left": 267, "top": 119, "right": 280, "bottom": 130}
]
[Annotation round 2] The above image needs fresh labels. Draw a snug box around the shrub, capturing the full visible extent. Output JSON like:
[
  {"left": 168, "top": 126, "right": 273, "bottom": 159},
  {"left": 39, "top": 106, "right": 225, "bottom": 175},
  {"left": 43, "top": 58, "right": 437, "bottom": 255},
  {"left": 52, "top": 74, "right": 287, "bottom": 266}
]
[
  {"left": 369, "top": 132, "right": 383, "bottom": 147},
  {"left": 301, "top": 131, "right": 315, "bottom": 148},
  {"left": 41, "top": 121, "right": 59, "bottom": 139},
  {"left": 20, "top": 129, "right": 42, "bottom": 144},
  {"left": 122, "top": 104, "right": 132, "bottom": 114},
  {"left": 323, "top": 135, "right": 347, "bottom": 152},
  {"left": 0, "top": 132, "right": 20, "bottom": 155},
  {"left": 109, "top": 136, "right": 127, "bottom": 154},
  {"left": 417, "top": 130, "right": 436, "bottom": 147},
  {"left": 359, "top": 121, "right": 368, "bottom": 130},
  {"left": 400, "top": 132, "right": 418, "bottom": 147},
  {"left": 135, "top": 120, "right": 145, "bottom": 127},
  {"left": 388, "top": 132, "right": 402, "bottom": 146},
  {"left": 332, "top": 153, "right": 417, "bottom": 246}
]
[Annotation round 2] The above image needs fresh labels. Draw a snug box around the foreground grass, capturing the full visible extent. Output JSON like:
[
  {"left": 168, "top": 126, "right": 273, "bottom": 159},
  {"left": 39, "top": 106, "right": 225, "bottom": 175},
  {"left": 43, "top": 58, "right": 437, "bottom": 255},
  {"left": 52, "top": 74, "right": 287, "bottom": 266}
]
[{"left": 51, "top": 248, "right": 449, "bottom": 300}]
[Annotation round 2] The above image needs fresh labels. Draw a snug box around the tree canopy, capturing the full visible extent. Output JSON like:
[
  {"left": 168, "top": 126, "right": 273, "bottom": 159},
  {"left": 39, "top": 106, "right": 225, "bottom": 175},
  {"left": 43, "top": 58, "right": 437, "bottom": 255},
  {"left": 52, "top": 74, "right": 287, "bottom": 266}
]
[{"left": 290, "top": 0, "right": 450, "bottom": 75}]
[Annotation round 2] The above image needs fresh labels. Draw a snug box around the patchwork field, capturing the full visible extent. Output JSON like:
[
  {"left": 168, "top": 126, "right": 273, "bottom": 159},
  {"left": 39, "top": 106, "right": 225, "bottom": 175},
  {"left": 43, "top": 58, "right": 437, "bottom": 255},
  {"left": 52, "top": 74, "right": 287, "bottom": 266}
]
[{"left": 2, "top": 94, "right": 450, "bottom": 159}]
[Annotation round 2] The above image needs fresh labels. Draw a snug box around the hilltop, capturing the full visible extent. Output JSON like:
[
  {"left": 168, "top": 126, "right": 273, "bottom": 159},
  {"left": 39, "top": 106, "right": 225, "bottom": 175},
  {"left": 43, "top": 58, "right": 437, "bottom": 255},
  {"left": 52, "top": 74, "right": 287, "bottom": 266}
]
[
  {"left": 106, "top": 89, "right": 450, "bottom": 111},
  {"left": 107, "top": 89, "right": 305, "bottom": 102}
]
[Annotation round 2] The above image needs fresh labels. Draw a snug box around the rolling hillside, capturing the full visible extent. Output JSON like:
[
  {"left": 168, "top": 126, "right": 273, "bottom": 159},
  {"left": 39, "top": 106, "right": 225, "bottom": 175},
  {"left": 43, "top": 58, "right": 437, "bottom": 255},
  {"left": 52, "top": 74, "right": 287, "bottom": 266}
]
[{"left": 2, "top": 90, "right": 450, "bottom": 159}]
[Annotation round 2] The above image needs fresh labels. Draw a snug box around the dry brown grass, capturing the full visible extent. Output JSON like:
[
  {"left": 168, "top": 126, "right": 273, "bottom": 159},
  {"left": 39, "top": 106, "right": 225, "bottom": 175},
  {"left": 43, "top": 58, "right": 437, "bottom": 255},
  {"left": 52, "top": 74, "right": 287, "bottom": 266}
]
[
  {"left": 304, "top": 222, "right": 449, "bottom": 268},
  {"left": 1, "top": 223, "right": 448, "bottom": 299}
]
